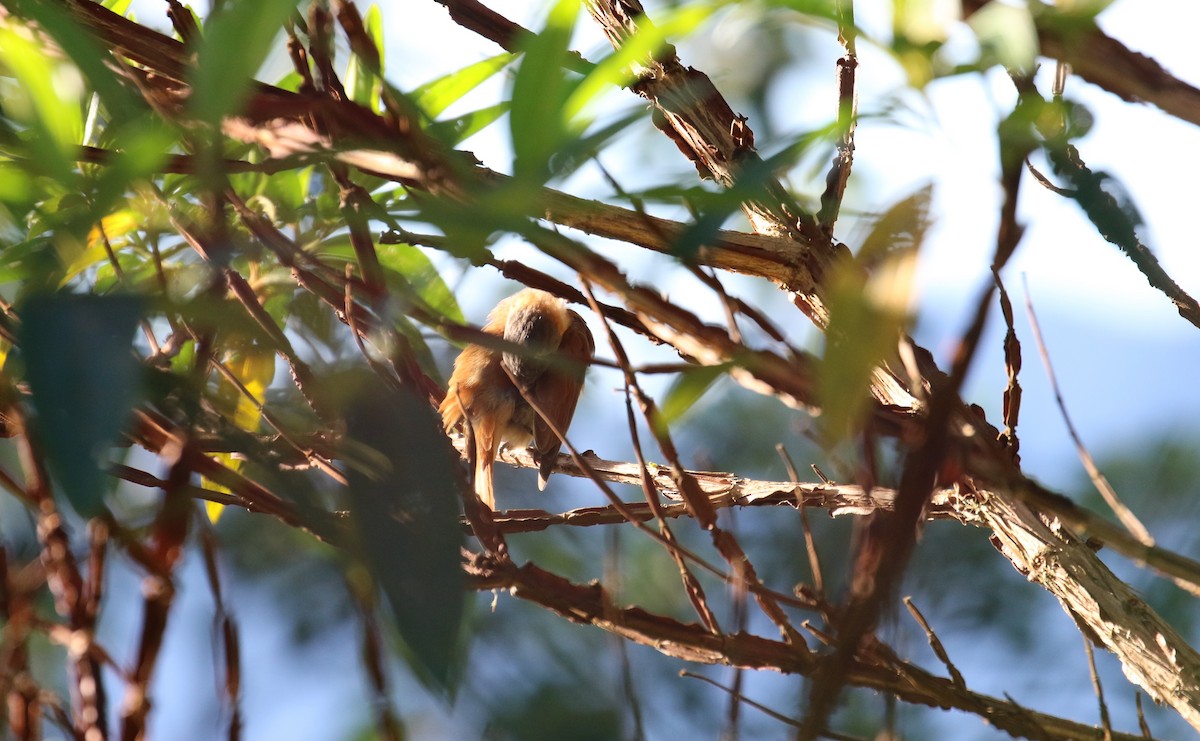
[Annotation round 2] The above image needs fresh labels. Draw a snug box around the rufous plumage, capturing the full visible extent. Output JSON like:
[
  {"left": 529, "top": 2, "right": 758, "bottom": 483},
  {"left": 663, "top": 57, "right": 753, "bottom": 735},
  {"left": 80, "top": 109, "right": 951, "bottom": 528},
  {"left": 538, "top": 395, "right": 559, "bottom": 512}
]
[{"left": 439, "top": 288, "right": 594, "bottom": 509}]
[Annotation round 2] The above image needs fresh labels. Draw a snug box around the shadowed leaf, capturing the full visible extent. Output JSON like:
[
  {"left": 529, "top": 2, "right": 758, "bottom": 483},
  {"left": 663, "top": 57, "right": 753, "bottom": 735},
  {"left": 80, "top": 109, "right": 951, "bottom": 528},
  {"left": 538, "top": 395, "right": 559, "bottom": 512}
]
[
  {"left": 819, "top": 186, "right": 928, "bottom": 445},
  {"left": 20, "top": 294, "right": 143, "bottom": 517},
  {"left": 660, "top": 363, "right": 728, "bottom": 426},
  {"left": 341, "top": 372, "right": 467, "bottom": 694}
]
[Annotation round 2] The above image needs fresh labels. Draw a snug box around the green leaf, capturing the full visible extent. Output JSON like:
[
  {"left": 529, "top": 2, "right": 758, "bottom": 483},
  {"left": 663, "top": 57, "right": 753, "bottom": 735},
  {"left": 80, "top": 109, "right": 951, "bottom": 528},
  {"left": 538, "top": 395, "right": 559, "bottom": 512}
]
[
  {"left": 376, "top": 243, "right": 464, "bottom": 323},
  {"left": 413, "top": 52, "right": 516, "bottom": 118},
  {"left": 5, "top": 0, "right": 141, "bottom": 125},
  {"left": 660, "top": 363, "right": 728, "bottom": 425},
  {"left": 428, "top": 102, "right": 510, "bottom": 146},
  {"left": 509, "top": 0, "right": 580, "bottom": 183},
  {"left": 564, "top": 3, "right": 711, "bottom": 126},
  {"left": 102, "top": 0, "right": 134, "bottom": 15},
  {"left": 340, "top": 372, "right": 467, "bottom": 695},
  {"left": 317, "top": 238, "right": 463, "bottom": 324},
  {"left": 346, "top": 4, "right": 384, "bottom": 110},
  {"left": 20, "top": 294, "right": 143, "bottom": 518},
  {"left": 968, "top": 1, "right": 1038, "bottom": 72},
  {"left": 190, "top": 0, "right": 301, "bottom": 127},
  {"left": 0, "top": 24, "right": 83, "bottom": 181},
  {"left": 818, "top": 186, "right": 929, "bottom": 445}
]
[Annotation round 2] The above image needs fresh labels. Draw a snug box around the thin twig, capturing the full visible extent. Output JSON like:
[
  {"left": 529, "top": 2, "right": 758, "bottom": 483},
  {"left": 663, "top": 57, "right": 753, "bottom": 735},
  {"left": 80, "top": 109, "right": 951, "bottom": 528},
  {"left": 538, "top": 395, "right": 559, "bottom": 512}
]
[
  {"left": 196, "top": 517, "right": 242, "bottom": 741},
  {"left": 1083, "top": 635, "right": 1114, "bottom": 741},
  {"left": 902, "top": 596, "right": 966, "bottom": 689},
  {"left": 584, "top": 280, "right": 721, "bottom": 633},
  {"left": 1135, "top": 693, "right": 1152, "bottom": 738},
  {"left": 1021, "top": 276, "right": 1156, "bottom": 550},
  {"left": 776, "top": 445, "right": 825, "bottom": 598}
]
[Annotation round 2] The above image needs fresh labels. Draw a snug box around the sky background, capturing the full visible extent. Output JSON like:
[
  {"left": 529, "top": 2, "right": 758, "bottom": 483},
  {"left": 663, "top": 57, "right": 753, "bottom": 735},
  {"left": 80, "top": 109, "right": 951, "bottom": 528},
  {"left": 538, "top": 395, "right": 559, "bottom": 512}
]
[{"left": 77, "top": 0, "right": 1200, "bottom": 738}]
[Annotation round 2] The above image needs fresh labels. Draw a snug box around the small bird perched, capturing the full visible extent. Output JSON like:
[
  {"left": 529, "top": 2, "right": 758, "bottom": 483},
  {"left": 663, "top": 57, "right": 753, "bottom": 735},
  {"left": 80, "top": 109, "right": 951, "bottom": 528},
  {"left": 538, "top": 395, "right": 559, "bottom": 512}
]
[{"left": 439, "top": 288, "right": 594, "bottom": 509}]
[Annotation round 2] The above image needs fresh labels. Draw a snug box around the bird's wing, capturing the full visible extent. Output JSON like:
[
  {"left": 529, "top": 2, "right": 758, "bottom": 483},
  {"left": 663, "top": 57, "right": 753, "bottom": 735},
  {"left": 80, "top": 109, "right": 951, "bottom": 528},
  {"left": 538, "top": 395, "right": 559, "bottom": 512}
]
[{"left": 532, "top": 310, "right": 594, "bottom": 490}]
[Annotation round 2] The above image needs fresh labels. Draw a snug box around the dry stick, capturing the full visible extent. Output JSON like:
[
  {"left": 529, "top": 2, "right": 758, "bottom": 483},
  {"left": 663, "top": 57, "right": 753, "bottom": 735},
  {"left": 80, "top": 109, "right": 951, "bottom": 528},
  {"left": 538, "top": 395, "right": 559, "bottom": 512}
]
[
  {"left": 583, "top": 0, "right": 819, "bottom": 240},
  {"left": 158, "top": 185, "right": 334, "bottom": 426},
  {"left": 584, "top": 280, "right": 722, "bottom": 633},
  {"left": 1083, "top": 635, "right": 1114, "bottom": 741},
  {"left": 1135, "top": 694, "right": 1152, "bottom": 738},
  {"left": 500, "top": 341, "right": 812, "bottom": 617},
  {"left": 902, "top": 596, "right": 966, "bottom": 690},
  {"left": 684, "top": 670, "right": 875, "bottom": 741},
  {"left": 8, "top": 407, "right": 107, "bottom": 741},
  {"left": 132, "top": 410, "right": 344, "bottom": 546},
  {"left": 196, "top": 518, "right": 242, "bottom": 741},
  {"left": 120, "top": 440, "right": 191, "bottom": 741},
  {"left": 226, "top": 192, "right": 446, "bottom": 403},
  {"left": 81, "top": 520, "right": 111, "bottom": 739},
  {"left": 1020, "top": 277, "right": 1157, "bottom": 549},
  {"left": 223, "top": 267, "right": 337, "bottom": 425},
  {"left": 428, "top": 0, "right": 593, "bottom": 73},
  {"left": 682, "top": 671, "right": 803, "bottom": 732},
  {"left": 1, "top": 546, "right": 41, "bottom": 741},
  {"left": 348, "top": 586, "right": 403, "bottom": 741},
  {"left": 467, "top": 553, "right": 1141, "bottom": 741},
  {"left": 817, "top": 0, "right": 859, "bottom": 234},
  {"left": 344, "top": 263, "right": 402, "bottom": 392},
  {"left": 208, "top": 357, "right": 348, "bottom": 486},
  {"left": 802, "top": 73, "right": 1034, "bottom": 741},
  {"left": 995, "top": 272, "right": 1023, "bottom": 457},
  {"left": 776, "top": 445, "right": 827, "bottom": 599},
  {"left": 55, "top": 0, "right": 1200, "bottom": 722},
  {"left": 580, "top": 284, "right": 809, "bottom": 650}
]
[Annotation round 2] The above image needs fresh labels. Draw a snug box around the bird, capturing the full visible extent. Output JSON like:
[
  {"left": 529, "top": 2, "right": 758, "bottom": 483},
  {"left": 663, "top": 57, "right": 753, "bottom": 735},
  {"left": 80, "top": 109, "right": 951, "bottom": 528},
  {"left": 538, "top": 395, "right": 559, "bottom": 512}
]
[{"left": 439, "top": 288, "right": 594, "bottom": 509}]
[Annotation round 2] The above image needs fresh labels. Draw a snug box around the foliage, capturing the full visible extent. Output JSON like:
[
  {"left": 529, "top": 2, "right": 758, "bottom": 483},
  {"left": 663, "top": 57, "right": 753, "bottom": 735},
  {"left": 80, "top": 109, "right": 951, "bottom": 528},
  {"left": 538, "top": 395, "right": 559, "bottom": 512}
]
[{"left": 0, "top": 0, "right": 1197, "bottom": 740}]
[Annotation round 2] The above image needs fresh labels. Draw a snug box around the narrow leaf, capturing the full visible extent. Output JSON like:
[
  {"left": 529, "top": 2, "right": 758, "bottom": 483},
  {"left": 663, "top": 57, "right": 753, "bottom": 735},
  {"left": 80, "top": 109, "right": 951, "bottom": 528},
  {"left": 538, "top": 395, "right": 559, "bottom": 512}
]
[
  {"left": 509, "top": 0, "right": 579, "bottom": 182},
  {"left": 660, "top": 364, "right": 727, "bottom": 425},
  {"left": 20, "top": 294, "right": 143, "bottom": 518},
  {"left": 413, "top": 52, "right": 516, "bottom": 118},
  {"left": 341, "top": 372, "right": 467, "bottom": 694},
  {"left": 818, "top": 186, "right": 929, "bottom": 445},
  {"left": 190, "top": 0, "right": 300, "bottom": 126}
]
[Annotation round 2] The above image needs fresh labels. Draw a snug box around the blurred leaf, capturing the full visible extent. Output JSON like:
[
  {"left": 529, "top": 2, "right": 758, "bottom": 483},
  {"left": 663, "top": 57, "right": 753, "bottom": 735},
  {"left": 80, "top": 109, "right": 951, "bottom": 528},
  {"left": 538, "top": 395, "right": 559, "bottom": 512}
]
[
  {"left": 968, "top": 1, "right": 1038, "bottom": 73},
  {"left": 510, "top": 0, "right": 579, "bottom": 183},
  {"left": 492, "top": 682, "right": 623, "bottom": 741},
  {"left": 190, "top": 0, "right": 300, "bottom": 127},
  {"left": 101, "top": 0, "right": 134, "bottom": 15},
  {"left": 413, "top": 52, "right": 516, "bottom": 118},
  {"left": 548, "top": 109, "right": 642, "bottom": 178},
  {"left": 564, "top": 4, "right": 711, "bottom": 125},
  {"left": 660, "top": 363, "right": 728, "bottom": 426},
  {"left": 0, "top": 164, "right": 36, "bottom": 208},
  {"left": 346, "top": 4, "right": 384, "bottom": 110},
  {"left": 0, "top": 24, "right": 83, "bottom": 181},
  {"left": 341, "top": 372, "right": 467, "bottom": 694},
  {"left": 20, "top": 294, "right": 143, "bottom": 518},
  {"left": 894, "top": 0, "right": 953, "bottom": 46},
  {"left": 819, "top": 186, "right": 929, "bottom": 445},
  {"left": 428, "top": 102, "right": 510, "bottom": 146},
  {"left": 1041, "top": 0, "right": 1115, "bottom": 20},
  {"left": 5, "top": 0, "right": 141, "bottom": 125},
  {"left": 377, "top": 243, "right": 464, "bottom": 323},
  {"left": 263, "top": 165, "right": 313, "bottom": 218},
  {"left": 227, "top": 348, "right": 277, "bottom": 431}
]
